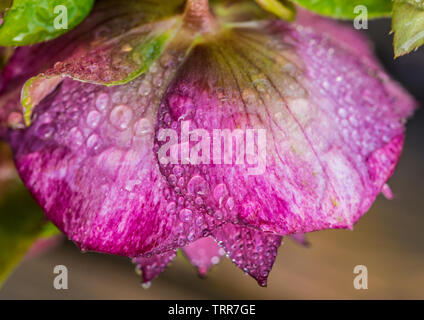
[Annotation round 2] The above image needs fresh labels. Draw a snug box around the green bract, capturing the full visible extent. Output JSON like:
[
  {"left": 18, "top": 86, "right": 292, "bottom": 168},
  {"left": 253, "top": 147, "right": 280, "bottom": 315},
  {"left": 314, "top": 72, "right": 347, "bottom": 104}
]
[
  {"left": 0, "top": 0, "right": 94, "bottom": 46},
  {"left": 393, "top": 0, "right": 424, "bottom": 57},
  {"left": 293, "top": 0, "right": 392, "bottom": 19}
]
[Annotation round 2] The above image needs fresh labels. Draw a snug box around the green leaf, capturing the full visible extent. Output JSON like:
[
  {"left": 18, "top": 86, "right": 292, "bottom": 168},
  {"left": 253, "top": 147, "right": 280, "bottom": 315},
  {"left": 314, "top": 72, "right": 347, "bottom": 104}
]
[
  {"left": 254, "top": 0, "right": 296, "bottom": 21},
  {"left": 293, "top": 0, "right": 392, "bottom": 19},
  {"left": 393, "top": 0, "right": 424, "bottom": 57},
  {"left": 0, "top": 0, "right": 94, "bottom": 46},
  {"left": 0, "top": 144, "right": 51, "bottom": 286},
  {"left": 39, "top": 221, "right": 61, "bottom": 238}
]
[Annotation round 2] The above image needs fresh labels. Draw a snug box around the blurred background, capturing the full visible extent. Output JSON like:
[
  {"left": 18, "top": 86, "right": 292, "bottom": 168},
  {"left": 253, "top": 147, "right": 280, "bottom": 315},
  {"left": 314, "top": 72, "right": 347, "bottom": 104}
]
[{"left": 0, "top": 18, "right": 423, "bottom": 300}]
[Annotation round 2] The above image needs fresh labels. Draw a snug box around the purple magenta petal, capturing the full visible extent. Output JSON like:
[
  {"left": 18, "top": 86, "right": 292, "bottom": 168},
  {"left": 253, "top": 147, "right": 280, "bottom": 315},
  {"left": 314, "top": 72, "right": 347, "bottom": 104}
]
[
  {"left": 155, "top": 19, "right": 415, "bottom": 237},
  {"left": 182, "top": 237, "right": 224, "bottom": 276},
  {"left": 212, "top": 224, "right": 282, "bottom": 286},
  {"left": 10, "top": 75, "right": 203, "bottom": 257},
  {"left": 290, "top": 233, "right": 309, "bottom": 247},
  {"left": 2, "top": 3, "right": 416, "bottom": 275},
  {"left": 134, "top": 251, "right": 176, "bottom": 284}
]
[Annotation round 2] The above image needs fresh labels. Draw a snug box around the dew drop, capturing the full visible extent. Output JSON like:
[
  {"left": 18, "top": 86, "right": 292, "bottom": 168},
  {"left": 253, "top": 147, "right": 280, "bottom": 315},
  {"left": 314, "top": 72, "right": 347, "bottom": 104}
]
[
  {"left": 166, "top": 202, "right": 176, "bottom": 214},
  {"left": 168, "top": 174, "right": 177, "bottom": 186},
  {"left": 173, "top": 166, "right": 184, "bottom": 177},
  {"left": 195, "top": 197, "right": 204, "bottom": 206},
  {"left": 187, "top": 230, "right": 195, "bottom": 242},
  {"left": 87, "top": 134, "right": 101, "bottom": 151},
  {"left": 133, "top": 118, "right": 152, "bottom": 136},
  {"left": 225, "top": 197, "right": 235, "bottom": 211},
  {"left": 87, "top": 110, "right": 101, "bottom": 128},
  {"left": 179, "top": 208, "right": 193, "bottom": 222},
  {"left": 110, "top": 105, "right": 133, "bottom": 130},
  {"left": 215, "top": 210, "right": 223, "bottom": 220},
  {"left": 96, "top": 93, "right": 109, "bottom": 111},
  {"left": 141, "top": 281, "right": 151, "bottom": 289},
  {"left": 7, "top": 112, "right": 23, "bottom": 127},
  {"left": 211, "top": 256, "right": 220, "bottom": 265},
  {"left": 37, "top": 124, "right": 55, "bottom": 140},
  {"left": 177, "top": 177, "right": 185, "bottom": 188},
  {"left": 338, "top": 108, "right": 348, "bottom": 118},
  {"left": 213, "top": 183, "right": 228, "bottom": 204},
  {"left": 187, "top": 175, "right": 209, "bottom": 196},
  {"left": 68, "top": 127, "right": 83, "bottom": 147},
  {"left": 138, "top": 81, "right": 152, "bottom": 96}
]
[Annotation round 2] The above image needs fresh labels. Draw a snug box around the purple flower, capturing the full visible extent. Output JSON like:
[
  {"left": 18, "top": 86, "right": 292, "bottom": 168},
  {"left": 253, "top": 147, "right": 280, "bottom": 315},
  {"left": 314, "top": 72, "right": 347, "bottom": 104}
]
[{"left": 0, "top": 0, "right": 416, "bottom": 286}]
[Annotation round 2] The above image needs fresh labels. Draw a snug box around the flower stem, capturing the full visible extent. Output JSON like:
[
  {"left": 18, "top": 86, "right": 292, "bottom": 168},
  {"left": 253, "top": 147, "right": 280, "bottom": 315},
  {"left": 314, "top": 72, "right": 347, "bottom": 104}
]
[{"left": 183, "top": 0, "right": 216, "bottom": 31}]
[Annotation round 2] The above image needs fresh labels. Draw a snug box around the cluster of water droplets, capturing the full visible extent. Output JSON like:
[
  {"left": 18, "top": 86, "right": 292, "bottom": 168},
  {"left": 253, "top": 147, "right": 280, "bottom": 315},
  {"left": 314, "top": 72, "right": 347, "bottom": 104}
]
[
  {"left": 214, "top": 225, "right": 282, "bottom": 287},
  {"left": 297, "top": 29, "right": 405, "bottom": 161}
]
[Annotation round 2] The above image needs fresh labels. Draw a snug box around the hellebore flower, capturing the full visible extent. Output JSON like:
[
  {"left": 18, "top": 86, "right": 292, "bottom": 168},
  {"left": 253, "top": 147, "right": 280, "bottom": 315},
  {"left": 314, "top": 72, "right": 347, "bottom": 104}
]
[{"left": 0, "top": 0, "right": 416, "bottom": 286}]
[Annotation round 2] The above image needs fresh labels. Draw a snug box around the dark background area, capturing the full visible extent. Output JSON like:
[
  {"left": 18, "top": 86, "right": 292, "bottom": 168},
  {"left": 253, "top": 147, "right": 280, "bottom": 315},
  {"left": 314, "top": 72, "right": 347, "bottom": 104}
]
[{"left": 0, "top": 19, "right": 423, "bottom": 299}]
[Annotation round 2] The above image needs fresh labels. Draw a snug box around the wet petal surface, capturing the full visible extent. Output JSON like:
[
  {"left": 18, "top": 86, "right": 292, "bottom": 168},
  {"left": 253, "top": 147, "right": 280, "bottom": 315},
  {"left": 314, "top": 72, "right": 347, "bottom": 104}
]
[
  {"left": 134, "top": 251, "right": 176, "bottom": 284},
  {"left": 212, "top": 224, "right": 282, "bottom": 286},
  {"left": 3, "top": 2, "right": 416, "bottom": 271},
  {"left": 182, "top": 237, "right": 224, "bottom": 276},
  {"left": 155, "top": 19, "right": 415, "bottom": 237}
]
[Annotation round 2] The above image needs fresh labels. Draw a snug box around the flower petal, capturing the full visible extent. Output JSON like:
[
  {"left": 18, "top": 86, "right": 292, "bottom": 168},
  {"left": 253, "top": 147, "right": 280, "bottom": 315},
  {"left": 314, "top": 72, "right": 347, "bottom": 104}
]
[
  {"left": 0, "top": 41, "right": 81, "bottom": 135},
  {"left": 289, "top": 233, "right": 309, "bottom": 247},
  {"left": 133, "top": 251, "right": 176, "bottom": 284},
  {"left": 155, "top": 19, "right": 415, "bottom": 237},
  {"left": 27, "top": 0, "right": 185, "bottom": 87},
  {"left": 9, "top": 36, "right": 199, "bottom": 256},
  {"left": 182, "top": 237, "right": 224, "bottom": 276},
  {"left": 212, "top": 224, "right": 282, "bottom": 286}
]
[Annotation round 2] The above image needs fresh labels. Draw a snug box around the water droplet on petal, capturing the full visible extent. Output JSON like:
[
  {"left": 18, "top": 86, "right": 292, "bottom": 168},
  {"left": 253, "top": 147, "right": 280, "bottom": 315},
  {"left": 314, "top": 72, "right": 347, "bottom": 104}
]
[
  {"left": 211, "top": 256, "right": 220, "bottom": 265},
  {"left": 96, "top": 93, "right": 109, "bottom": 111},
  {"left": 110, "top": 105, "right": 133, "bottom": 130},
  {"left": 195, "top": 197, "right": 204, "bottom": 206},
  {"left": 166, "top": 202, "right": 176, "bottom": 214},
  {"left": 141, "top": 281, "right": 151, "bottom": 289},
  {"left": 213, "top": 183, "right": 228, "bottom": 205},
  {"left": 138, "top": 81, "right": 152, "bottom": 96},
  {"left": 338, "top": 108, "right": 348, "bottom": 118},
  {"left": 67, "top": 127, "right": 83, "bottom": 147},
  {"left": 187, "top": 175, "right": 209, "bottom": 196},
  {"left": 225, "top": 197, "right": 235, "bottom": 211},
  {"left": 133, "top": 118, "right": 152, "bottom": 136},
  {"left": 87, "top": 134, "right": 101, "bottom": 151},
  {"left": 87, "top": 110, "right": 101, "bottom": 128},
  {"left": 37, "top": 124, "right": 55, "bottom": 140},
  {"left": 179, "top": 208, "right": 193, "bottom": 222}
]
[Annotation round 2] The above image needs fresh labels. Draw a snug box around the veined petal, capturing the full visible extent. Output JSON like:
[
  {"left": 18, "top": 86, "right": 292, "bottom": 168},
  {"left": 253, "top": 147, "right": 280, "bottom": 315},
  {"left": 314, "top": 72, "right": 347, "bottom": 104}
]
[
  {"left": 155, "top": 18, "right": 415, "bottom": 237},
  {"left": 9, "top": 35, "right": 198, "bottom": 256},
  {"left": 2, "top": 1, "right": 416, "bottom": 270},
  {"left": 4, "top": 0, "right": 285, "bottom": 257},
  {"left": 212, "top": 224, "right": 282, "bottom": 286},
  {"left": 182, "top": 237, "right": 224, "bottom": 276}
]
